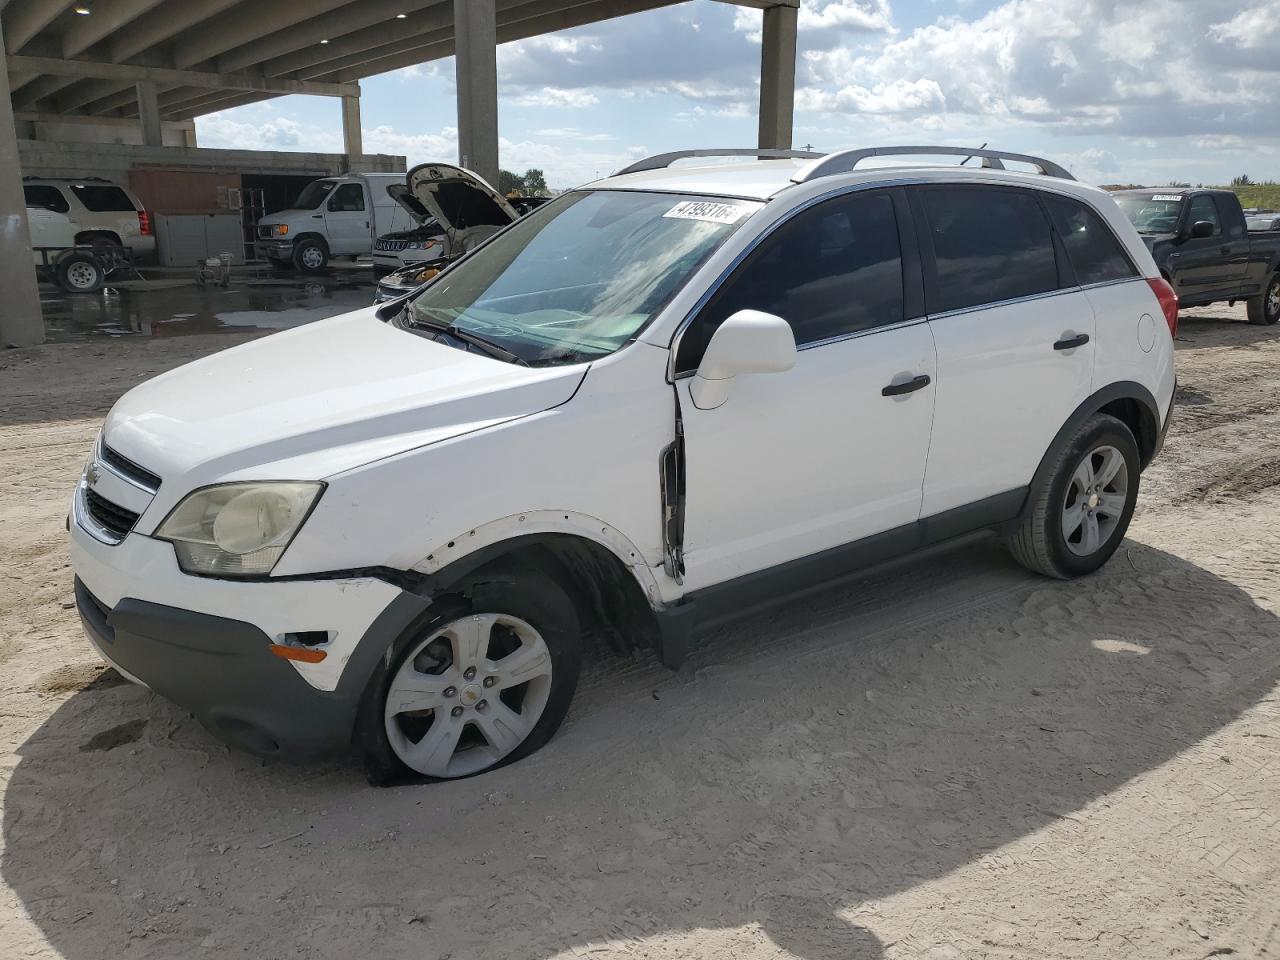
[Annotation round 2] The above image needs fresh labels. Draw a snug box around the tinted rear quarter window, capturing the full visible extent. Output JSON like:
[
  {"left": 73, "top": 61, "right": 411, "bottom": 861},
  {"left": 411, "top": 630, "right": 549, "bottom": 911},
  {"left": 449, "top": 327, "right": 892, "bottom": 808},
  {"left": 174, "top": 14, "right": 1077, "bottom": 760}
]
[
  {"left": 920, "top": 186, "right": 1058, "bottom": 313},
  {"left": 69, "top": 184, "right": 137, "bottom": 212},
  {"left": 24, "top": 185, "right": 70, "bottom": 213},
  {"left": 1042, "top": 195, "right": 1137, "bottom": 286},
  {"left": 676, "top": 191, "right": 904, "bottom": 371}
]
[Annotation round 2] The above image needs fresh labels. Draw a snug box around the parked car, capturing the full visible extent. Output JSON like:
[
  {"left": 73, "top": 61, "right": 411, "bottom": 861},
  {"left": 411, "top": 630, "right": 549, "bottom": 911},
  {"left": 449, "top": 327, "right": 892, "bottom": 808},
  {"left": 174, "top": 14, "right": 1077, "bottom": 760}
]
[
  {"left": 23, "top": 176, "right": 154, "bottom": 260},
  {"left": 71, "top": 146, "right": 1176, "bottom": 784},
  {"left": 372, "top": 164, "right": 520, "bottom": 274},
  {"left": 1246, "top": 211, "right": 1280, "bottom": 232},
  {"left": 28, "top": 205, "right": 109, "bottom": 293},
  {"left": 1113, "top": 188, "right": 1280, "bottom": 324},
  {"left": 254, "top": 173, "right": 416, "bottom": 273},
  {"left": 373, "top": 257, "right": 449, "bottom": 303}
]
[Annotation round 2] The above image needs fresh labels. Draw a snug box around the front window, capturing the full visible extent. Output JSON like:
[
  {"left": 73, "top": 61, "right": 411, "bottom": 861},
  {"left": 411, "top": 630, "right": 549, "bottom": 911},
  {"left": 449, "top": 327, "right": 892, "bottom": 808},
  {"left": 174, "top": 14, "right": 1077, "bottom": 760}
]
[
  {"left": 404, "top": 190, "right": 759, "bottom": 366},
  {"left": 295, "top": 180, "right": 337, "bottom": 210},
  {"left": 1115, "top": 196, "right": 1183, "bottom": 234}
]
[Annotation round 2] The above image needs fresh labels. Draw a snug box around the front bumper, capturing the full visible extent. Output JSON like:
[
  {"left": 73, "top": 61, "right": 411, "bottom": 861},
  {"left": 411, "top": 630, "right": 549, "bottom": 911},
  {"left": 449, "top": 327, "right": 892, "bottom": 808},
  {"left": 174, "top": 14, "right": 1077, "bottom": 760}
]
[
  {"left": 255, "top": 239, "right": 294, "bottom": 261},
  {"left": 70, "top": 514, "right": 426, "bottom": 758}
]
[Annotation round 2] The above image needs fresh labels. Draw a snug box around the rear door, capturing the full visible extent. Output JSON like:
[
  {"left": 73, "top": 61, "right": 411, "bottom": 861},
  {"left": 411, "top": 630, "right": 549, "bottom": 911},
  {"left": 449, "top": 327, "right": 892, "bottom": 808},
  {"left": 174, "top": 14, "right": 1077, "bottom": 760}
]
[
  {"left": 324, "top": 182, "right": 371, "bottom": 255},
  {"left": 913, "top": 184, "right": 1095, "bottom": 518},
  {"left": 678, "top": 189, "right": 937, "bottom": 590}
]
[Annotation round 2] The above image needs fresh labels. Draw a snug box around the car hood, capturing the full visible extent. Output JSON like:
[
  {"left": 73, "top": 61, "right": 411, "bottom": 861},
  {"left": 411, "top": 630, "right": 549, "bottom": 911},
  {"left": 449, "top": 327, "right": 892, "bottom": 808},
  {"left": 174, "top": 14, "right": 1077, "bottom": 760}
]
[
  {"left": 103, "top": 307, "right": 586, "bottom": 493},
  {"left": 388, "top": 162, "right": 518, "bottom": 231}
]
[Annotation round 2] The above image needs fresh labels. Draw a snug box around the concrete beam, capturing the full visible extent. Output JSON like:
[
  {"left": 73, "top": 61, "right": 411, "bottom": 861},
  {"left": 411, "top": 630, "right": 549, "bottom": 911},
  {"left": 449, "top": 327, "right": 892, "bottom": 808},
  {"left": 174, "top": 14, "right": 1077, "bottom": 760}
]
[
  {"left": 454, "top": 0, "right": 499, "bottom": 187},
  {"left": 170, "top": 0, "right": 353, "bottom": 69},
  {"left": 61, "top": 0, "right": 167, "bottom": 58},
  {"left": 261, "top": 6, "right": 454, "bottom": 79},
  {"left": 0, "top": 17, "right": 44, "bottom": 347},
  {"left": 7, "top": 55, "right": 361, "bottom": 97},
  {"left": 709, "top": 0, "right": 798, "bottom": 8},
  {"left": 216, "top": 0, "right": 445, "bottom": 74},
  {"left": 109, "top": 0, "right": 244, "bottom": 63},
  {"left": 2, "top": 0, "right": 75, "bottom": 54},
  {"left": 8, "top": 74, "right": 76, "bottom": 109},
  {"left": 53, "top": 78, "right": 129, "bottom": 114},
  {"left": 757, "top": 2, "right": 796, "bottom": 150},
  {"left": 341, "top": 94, "right": 362, "bottom": 158},
  {"left": 136, "top": 79, "right": 162, "bottom": 146}
]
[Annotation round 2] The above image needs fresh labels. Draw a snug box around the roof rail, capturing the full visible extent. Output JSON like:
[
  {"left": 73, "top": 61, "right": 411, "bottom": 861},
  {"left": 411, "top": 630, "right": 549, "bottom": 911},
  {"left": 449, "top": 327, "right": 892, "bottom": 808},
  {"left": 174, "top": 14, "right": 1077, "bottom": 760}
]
[
  {"left": 792, "top": 146, "right": 1075, "bottom": 183},
  {"left": 614, "top": 148, "right": 824, "bottom": 177}
]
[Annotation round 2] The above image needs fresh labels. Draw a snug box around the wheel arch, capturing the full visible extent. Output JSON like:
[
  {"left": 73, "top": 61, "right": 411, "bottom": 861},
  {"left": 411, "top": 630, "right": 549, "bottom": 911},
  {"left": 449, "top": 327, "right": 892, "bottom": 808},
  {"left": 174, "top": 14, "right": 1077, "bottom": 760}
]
[
  {"left": 1022, "top": 382, "right": 1162, "bottom": 521},
  {"left": 74, "top": 229, "right": 123, "bottom": 246}
]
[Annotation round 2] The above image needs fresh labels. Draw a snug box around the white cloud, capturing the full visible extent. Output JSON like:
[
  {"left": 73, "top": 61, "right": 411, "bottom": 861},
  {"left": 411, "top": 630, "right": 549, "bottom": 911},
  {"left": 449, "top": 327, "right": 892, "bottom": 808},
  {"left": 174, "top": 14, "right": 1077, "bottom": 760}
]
[
  {"left": 508, "top": 87, "right": 599, "bottom": 108},
  {"left": 1209, "top": 4, "right": 1280, "bottom": 49},
  {"left": 735, "top": 0, "right": 894, "bottom": 42}
]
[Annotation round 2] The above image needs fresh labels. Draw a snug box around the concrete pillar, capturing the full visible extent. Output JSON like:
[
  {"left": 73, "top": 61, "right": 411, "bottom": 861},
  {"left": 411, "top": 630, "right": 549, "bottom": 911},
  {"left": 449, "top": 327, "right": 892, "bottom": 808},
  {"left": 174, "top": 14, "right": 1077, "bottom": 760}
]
[
  {"left": 135, "top": 79, "right": 163, "bottom": 147},
  {"left": 453, "top": 0, "right": 499, "bottom": 188},
  {"left": 757, "top": 3, "right": 797, "bottom": 150},
  {"left": 0, "top": 23, "right": 46, "bottom": 348},
  {"left": 341, "top": 94, "right": 363, "bottom": 158}
]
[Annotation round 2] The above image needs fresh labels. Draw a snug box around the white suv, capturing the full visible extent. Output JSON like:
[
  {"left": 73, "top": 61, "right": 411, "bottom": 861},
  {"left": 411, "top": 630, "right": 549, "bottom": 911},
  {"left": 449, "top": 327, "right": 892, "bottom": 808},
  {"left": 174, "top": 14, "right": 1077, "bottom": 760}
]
[
  {"left": 70, "top": 146, "right": 1177, "bottom": 783},
  {"left": 23, "top": 177, "right": 154, "bottom": 259}
]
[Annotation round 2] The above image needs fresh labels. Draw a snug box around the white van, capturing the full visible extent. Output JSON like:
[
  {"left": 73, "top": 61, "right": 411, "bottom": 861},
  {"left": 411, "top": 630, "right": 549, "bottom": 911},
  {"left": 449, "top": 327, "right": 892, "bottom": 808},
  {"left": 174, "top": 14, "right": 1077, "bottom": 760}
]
[{"left": 254, "top": 173, "right": 414, "bottom": 273}]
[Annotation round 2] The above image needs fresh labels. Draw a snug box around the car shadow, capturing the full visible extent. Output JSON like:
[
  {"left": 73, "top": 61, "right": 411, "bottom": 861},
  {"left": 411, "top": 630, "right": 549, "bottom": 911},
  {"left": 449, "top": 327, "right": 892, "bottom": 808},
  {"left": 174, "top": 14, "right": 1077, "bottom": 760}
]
[
  {"left": 1174, "top": 309, "right": 1279, "bottom": 350},
  {"left": 4, "top": 538, "right": 1278, "bottom": 959}
]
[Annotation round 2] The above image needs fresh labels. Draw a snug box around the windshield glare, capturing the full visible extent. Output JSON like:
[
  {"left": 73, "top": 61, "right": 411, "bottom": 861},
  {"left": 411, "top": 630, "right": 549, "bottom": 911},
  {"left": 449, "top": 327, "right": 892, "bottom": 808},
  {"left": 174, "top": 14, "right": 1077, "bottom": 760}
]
[
  {"left": 1116, "top": 197, "right": 1182, "bottom": 234},
  {"left": 406, "top": 190, "right": 760, "bottom": 366},
  {"left": 295, "top": 180, "right": 337, "bottom": 210}
]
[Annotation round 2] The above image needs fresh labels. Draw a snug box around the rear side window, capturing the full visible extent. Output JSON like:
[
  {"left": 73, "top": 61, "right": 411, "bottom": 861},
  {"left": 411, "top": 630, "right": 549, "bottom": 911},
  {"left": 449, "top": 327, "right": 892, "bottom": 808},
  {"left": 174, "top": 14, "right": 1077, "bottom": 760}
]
[
  {"left": 69, "top": 184, "right": 137, "bottom": 212},
  {"left": 920, "top": 186, "right": 1058, "bottom": 313},
  {"left": 1186, "top": 195, "right": 1220, "bottom": 236},
  {"left": 24, "top": 185, "right": 69, "bottom": 213},
  {"left": 676, "top": 191, "right": 904, "bottom": 371},
  {"left": 1042, "top": 195, "right": 1137, "bottom": 286},
  {"left": 328, "top": 183, "right": 366, "bottom": 212}
]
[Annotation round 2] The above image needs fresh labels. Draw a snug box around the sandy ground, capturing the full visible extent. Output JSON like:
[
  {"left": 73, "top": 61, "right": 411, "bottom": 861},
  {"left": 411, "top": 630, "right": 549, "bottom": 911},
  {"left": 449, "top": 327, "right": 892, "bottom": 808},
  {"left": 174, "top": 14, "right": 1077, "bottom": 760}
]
[{"left": 1, "top": 307, "right": 1278, "bottom": 960}]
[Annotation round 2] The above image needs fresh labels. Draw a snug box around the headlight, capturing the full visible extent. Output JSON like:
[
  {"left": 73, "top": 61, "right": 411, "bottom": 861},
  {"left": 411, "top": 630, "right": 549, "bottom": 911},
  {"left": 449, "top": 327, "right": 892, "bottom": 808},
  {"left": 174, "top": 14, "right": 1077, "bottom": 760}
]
[
  {"left": 155, "top": 482, "right": 323, "bottom": 576},
  {"left": 274, "top": 224, "right": 289, "bottom": 237}
]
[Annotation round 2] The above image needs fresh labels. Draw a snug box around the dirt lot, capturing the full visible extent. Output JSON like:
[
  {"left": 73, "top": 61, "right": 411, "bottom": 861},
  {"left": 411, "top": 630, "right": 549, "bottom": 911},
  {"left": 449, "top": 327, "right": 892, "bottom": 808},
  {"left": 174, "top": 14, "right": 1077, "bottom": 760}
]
[{"left": 1, "top": 306, "right": 1278, "bottom": 960}]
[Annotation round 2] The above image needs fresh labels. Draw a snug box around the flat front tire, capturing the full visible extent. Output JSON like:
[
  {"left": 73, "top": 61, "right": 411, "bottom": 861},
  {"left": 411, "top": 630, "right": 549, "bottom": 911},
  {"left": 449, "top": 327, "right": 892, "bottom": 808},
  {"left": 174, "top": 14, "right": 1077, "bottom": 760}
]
[
  {"left": 1247, "top": 272, "right": 1280, "bottom": 325},
  {"left": 357, "top": 563, "right": 582, "bottom": 785},
  {"left": 1007, "top": 413, "right": 1140, "bottom": 579}
]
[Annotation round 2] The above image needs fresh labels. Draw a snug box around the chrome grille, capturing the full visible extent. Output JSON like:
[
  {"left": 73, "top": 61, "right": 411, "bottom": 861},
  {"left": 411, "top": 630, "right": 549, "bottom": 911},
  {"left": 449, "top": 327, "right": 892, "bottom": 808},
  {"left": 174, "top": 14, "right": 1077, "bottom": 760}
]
[
  {"left": 376, "top": 239, "right": 409, "bottom": 251},
  {"left": 100, "top": 442, "right": 161, "bottom": 492},
  {"left": 84, "top": 487, "right": 140, "bottom": 540}
]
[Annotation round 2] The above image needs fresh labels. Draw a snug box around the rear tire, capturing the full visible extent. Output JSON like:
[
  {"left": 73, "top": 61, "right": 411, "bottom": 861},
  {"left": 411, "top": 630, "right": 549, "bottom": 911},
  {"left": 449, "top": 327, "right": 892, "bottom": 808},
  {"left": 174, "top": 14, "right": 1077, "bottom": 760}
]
[
  {"left": 1246, "top": 271, "right": 1280, "bottom": 325},
  {"left": 356, "top": 562, "right": 582, "bottom": 786},
  {"left": 1007, "top": 413, "right": 1140, "bottom": 579}
]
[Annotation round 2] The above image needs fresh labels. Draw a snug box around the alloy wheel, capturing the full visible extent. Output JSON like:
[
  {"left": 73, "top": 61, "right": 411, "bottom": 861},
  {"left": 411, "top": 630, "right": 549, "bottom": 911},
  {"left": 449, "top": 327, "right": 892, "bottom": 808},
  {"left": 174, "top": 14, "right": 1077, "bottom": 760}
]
[
  {"left": 384, "top": 613, "right": 554, "bottom": 778},
  {"left": 300, "top": 246, "right": 324, "bottom": 269},
  {"left": 1268, "top": 278, "right": 1280, "bottom": 321},
  {"left": 1061, "top": 444, "right": 1129, "bottom": 557}
]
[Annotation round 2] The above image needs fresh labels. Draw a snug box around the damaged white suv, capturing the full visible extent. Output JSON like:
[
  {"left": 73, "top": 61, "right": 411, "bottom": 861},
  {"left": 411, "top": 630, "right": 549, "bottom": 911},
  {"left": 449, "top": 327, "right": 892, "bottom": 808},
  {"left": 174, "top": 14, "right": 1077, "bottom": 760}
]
[{"left": 71, "top": 147, "right": 1177, "bottom": 783}]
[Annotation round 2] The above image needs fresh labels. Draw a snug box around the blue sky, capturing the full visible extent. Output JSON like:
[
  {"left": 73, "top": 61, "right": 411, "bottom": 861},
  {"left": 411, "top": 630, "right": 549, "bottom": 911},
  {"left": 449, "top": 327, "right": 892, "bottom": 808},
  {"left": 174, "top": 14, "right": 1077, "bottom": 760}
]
[{"left": 196, "top": 0, "right": 1280, "bottom": 189}]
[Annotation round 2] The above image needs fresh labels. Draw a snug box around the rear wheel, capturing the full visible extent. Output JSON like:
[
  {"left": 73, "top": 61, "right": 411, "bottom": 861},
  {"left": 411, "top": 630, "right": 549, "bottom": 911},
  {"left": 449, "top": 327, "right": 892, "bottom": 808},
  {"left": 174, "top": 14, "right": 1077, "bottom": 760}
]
[
  {"left": 1246, "top": 272, "right": 1280, "bottom": 325},
  {"left": 55, "top": 251, "right": 105, "bottom": 293},
  {"left": 357, "top": 563, "right": 582, "bottom": 784},
  {"left": 1007, "top": 413, "right": 1140, "bottom": 579}
]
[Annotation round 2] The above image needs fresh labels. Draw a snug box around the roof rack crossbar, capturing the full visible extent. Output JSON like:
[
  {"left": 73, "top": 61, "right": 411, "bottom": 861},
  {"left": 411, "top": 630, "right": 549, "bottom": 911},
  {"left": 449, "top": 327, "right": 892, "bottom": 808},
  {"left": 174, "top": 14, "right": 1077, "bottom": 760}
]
[
  {"left": 792, "top": 146, "right": 1075, "bottom": 183},
  {"left": 614, "top": 148, "right": 825, "bottom": 177}
]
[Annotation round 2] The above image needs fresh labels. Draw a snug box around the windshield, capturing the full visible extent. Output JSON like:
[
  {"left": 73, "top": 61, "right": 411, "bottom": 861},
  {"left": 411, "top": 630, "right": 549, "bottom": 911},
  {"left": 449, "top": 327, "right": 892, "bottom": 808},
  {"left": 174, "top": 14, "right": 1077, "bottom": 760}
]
[
  {"left": 295, "top": 180, "right": 337, "bottom": 210},
  {"left": 1116, "top": 196, "right": 1182, "bottom": 234},
  {"left": 405, "top": 190, "right": 759, "bottom": 365}
]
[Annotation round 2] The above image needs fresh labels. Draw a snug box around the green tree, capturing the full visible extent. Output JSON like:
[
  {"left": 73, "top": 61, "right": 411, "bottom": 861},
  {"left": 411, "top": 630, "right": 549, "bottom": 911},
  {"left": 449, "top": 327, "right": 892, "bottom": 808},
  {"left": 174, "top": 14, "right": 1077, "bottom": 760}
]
[
  {"left": 1232, "top": 174, "right": 1254, "bottom": 186},
  {"left": 497, "top": 169, "right": 524, "bottom": 195},
  {"left": 520, "top": 168, "right": 549, "bottom": 196}
]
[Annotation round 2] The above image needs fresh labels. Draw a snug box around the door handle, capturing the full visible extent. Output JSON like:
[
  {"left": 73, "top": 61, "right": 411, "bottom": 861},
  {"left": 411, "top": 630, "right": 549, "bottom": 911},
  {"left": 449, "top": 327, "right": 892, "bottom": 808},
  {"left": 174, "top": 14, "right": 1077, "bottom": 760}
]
[
  {"left": 881, "top": 374, "right": 931, "bottom": 397},
  {"left": 311, "top": 214, "right": 323, "bottom": 219},
  {"left": 1053, "top": 333, "right": 1090, "bottom": 351}
]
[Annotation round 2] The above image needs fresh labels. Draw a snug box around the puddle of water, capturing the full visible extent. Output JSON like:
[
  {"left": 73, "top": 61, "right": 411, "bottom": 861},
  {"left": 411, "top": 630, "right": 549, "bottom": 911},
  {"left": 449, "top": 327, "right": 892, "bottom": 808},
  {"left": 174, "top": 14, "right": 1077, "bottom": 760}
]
[{"left": 40, "top": 273, "right": 378, "bottom": 342}]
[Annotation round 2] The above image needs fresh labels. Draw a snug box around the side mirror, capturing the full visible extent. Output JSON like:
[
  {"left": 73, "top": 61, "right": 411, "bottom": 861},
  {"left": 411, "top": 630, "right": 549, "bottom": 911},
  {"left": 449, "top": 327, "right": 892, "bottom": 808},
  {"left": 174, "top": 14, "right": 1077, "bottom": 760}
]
[
  {"left": 1186, "top": 220, "right": 1215, "bottom": 240},
  {"left": 689, "top": 309, "right": 796, "bottom": 410}
]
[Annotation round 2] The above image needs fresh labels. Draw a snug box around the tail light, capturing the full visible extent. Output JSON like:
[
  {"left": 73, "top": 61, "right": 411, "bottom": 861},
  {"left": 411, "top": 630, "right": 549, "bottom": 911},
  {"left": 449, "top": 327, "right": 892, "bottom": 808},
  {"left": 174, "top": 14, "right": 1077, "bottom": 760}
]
[
  {"left": 1147, "top": 277, "right": 1178, "bottom": 338},
  {"left": 137, "top": 210, "right": 151, "bottom": 236}
]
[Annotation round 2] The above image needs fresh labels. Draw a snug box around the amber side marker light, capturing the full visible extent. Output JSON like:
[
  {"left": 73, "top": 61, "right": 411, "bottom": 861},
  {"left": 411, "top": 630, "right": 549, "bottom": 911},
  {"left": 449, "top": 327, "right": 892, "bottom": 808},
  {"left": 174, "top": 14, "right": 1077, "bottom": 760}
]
[{"left": 268, "top": 644, "right": 327, "bottom": 664}]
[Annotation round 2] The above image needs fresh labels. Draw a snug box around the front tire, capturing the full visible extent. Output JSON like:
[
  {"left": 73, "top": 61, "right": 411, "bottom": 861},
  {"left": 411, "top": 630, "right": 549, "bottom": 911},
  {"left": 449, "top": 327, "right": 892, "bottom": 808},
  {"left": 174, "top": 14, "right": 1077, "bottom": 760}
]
[
  {"left": 357, "top": 562, "right": 582, "bottom": 785},
  {"left": 1246, "top": 271, "right": 1280, "bottom": 325},
  {"left": 293, "top": 238, "right": 328, "bottom": 273},
  {"left": 1007, "top": 413, "right": 1140, "bottom": 579}
]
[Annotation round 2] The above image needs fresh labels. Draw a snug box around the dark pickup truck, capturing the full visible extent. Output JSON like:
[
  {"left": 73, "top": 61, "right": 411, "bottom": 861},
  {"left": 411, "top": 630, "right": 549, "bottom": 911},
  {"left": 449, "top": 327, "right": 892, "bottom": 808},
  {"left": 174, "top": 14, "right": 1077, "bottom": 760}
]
[{"left": 1113, "top": 188, "right": 1280, "bottom": 325}]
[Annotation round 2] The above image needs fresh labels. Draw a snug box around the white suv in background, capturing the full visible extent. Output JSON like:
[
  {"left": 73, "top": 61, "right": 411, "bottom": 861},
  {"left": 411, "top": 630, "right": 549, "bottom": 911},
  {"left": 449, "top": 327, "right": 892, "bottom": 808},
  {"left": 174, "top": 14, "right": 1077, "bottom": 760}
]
[
  {"left": 22, "top": 177, "right": 154, "bottom": 259},
  {"left": 70, "top": 146, "right": 1176, "bottom": 785}
]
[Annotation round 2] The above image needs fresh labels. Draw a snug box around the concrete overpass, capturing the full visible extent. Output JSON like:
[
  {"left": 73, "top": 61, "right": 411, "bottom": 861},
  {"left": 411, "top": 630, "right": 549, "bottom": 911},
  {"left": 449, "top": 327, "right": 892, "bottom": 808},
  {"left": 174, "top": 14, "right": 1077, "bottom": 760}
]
[{"left": 1, "top": 0, "right": 799, "bottom": 346}]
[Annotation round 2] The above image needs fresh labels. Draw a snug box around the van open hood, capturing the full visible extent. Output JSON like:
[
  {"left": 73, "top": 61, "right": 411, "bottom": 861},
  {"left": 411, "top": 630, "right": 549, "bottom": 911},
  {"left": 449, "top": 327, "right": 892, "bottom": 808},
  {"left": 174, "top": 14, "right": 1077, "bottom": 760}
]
[{"left": 388, "top": 163, "right": 518, "bottom": 232}]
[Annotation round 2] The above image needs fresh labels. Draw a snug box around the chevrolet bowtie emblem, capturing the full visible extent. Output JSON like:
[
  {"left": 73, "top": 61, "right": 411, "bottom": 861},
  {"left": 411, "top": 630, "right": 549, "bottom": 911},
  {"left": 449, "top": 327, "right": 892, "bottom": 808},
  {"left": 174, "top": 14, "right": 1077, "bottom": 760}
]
[{"left": 85, "top": 461, "right": 101, "bottom": 487}]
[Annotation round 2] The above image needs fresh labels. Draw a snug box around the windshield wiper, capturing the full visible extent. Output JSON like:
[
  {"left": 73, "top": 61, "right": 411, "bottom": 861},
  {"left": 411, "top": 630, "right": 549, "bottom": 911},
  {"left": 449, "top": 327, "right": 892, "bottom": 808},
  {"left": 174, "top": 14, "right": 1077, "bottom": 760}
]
[{"left": 399, "top": 308, "right": 529, "bottom": 366}]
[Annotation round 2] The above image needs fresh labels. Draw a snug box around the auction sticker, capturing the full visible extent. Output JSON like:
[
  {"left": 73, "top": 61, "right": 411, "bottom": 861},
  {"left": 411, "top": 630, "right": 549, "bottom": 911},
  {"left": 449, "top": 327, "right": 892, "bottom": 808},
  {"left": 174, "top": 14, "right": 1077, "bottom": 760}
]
[
  {"left": 663, "top": 200, "right": 751, "bottom": 224},
  {"left": 1151, "top": 194, "right": 1183, "bottom": 201}
]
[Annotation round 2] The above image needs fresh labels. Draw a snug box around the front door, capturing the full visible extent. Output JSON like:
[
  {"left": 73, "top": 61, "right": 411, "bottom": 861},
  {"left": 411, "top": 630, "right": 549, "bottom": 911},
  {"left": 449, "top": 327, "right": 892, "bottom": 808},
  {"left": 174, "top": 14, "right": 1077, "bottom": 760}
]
[
  {"left": 677, "top": 190, "right": 937, "bottom": 592},
  {"left": 1169, "top": 193, "right": 1242, "bottom": 303},
  {"left": 324, "top": 182, "right": 370, "bottom": 255}
]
